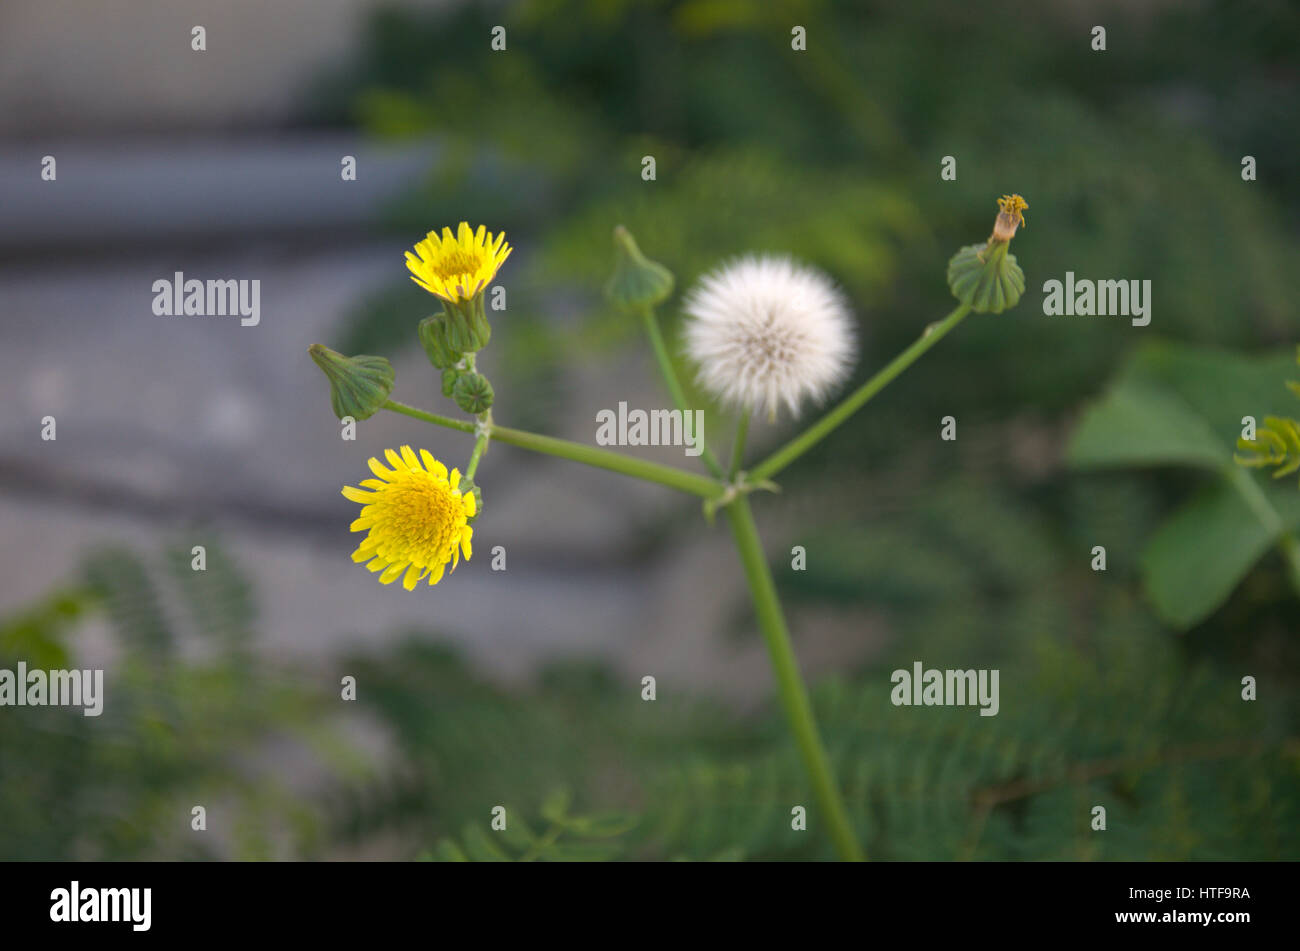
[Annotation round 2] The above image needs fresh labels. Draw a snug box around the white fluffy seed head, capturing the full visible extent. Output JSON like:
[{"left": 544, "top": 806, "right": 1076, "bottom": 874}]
[{"left": 682, "top": 255, "right": 856, "bottom": 421}]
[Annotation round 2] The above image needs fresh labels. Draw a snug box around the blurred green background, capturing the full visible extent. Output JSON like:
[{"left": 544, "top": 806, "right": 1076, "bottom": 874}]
[{"left": 2, "top": 0, "right": 1298, "bottom": 860}]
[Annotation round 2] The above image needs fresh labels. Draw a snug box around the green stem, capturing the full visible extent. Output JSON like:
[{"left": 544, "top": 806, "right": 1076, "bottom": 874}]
[
  {"left": 750, "top": 304, "right": 972, "bottom": 482},
  {"left": 382, "top": 399, "right": 722, "bottom": 500},
  {"left": 466, "top": 419, "right": 490, "bottom": 481},
  {"left": 729, "top": 412, "right": 751, "bottom": 481},
  {"left": 383, "top": 399, "right": 475, "bottom": 434},
  {"left": 640, "top": 306, "right": 726, "bottom": 479},
  {"left": 724, "top": 495, "right": 864, "bottom": 861}
]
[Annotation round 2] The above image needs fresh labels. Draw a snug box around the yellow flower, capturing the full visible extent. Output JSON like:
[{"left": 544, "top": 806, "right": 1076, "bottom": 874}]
[
  {"left": 342, "top": 446, "right": 476, "bottom": 590},
  {"left": 405, "top": 222, "right": 512, "bottom": 305}
]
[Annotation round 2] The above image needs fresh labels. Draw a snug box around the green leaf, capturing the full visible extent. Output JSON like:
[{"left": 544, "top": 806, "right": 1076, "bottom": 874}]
[
  {"left": 1141, "top": 479, "right": 1300, "bottom": 628},
  {"left": 1068, "top": 380, "right": 1226, "bottom": 470},
  {"left": 1069, "top": 342, "right": 1300, "bottom": 627},
  {"left": 1068, "top": 342, "right": 1300, "bottom": 471}
]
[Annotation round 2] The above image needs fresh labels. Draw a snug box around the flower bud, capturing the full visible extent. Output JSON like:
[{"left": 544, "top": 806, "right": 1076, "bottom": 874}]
[
  {"left": 452, "top": 371, "right": 494, "bottom": 415},
  {"left": 441, "top": 367, "right": 461, "bottom": 398},
  {"left": 604, "top": 225, "right": 674, "bottom": 311},
  {"left": 308, "top": 344, "right": 395, "bottom": 420},
  {"left": 418, "top": 314, "right": 464, "bottom": 369}
]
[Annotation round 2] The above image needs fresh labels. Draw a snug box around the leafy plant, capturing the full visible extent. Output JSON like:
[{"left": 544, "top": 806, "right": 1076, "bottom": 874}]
[
  {"left": 0, "top": 540, "right": 360, "bottom": 861},
  {"left": 1067, "top": 341, "right": 1300, "bottom": 628}
]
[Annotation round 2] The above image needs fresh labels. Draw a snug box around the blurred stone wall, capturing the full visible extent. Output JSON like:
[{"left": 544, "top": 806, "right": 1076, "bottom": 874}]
[{"left": 0, "top": 0, "right": 457, "bottom": 136}]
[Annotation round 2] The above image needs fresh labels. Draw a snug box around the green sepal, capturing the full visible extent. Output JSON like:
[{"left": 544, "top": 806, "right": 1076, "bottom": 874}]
[
  {"left": 947, "top": 241, "right": 1025, "bottom": 314},
  {"left": 452, "top": 371, "right": 494, "bottom": 415},
  {"left": 419, "top": 314, "right": 464, "bottom": 369},
  {"left": 441, "top": 367, "right": 462, "bottom": 398},
  {"left": 307, "top": 344, "right": 395, "bottom": 421},
  {"left": 443, "top": 296, "right": 492, "bottom": 353},
  {"left": 604, "top": 225, "right": 674, "bottom": 312},
  {"left": 458, "top": 475, "right": 484, "bottom": 522}
]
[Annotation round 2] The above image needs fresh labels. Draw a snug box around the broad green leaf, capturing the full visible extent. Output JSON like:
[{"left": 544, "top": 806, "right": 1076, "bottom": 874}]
[
  {"left": 1068, "top": 342, "right": 1300, "bottom": 471},
  {"left": 1141, "top": 480, "right": 1299, "bottom": 629},
  {"left": 1068, "top": 380, "right": 1225, "bottom": 470}
]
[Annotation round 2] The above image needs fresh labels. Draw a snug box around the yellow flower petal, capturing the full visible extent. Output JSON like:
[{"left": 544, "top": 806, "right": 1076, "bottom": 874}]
[{"left": 420, "top": 449, "right": 447, "bottom": 479}]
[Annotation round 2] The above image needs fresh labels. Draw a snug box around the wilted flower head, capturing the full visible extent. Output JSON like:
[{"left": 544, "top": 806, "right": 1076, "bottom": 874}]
[
  {"left": 342, "top": 446, "right": 476, "bottom": 590},
  {"left": 989, "top": 194, "right": 1028, "bottom": 244},
  {"left": 682, "top": 255, "right": 856, "bottom": 421}
]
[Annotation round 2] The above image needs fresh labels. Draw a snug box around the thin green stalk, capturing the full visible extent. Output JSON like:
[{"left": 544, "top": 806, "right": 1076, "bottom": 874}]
[
  {"left": 750, "top": 304, "right": 972, "bottom": 482},
  {"left": 490, "top": 423, "right": 721, "bottom": 498},
  {"left": 729, "top": 412, "right": 751, "bottom": 481},
  {"left": 382, "top": 399, "right": 722, "bottom": 500},
  {"left": 640, "top": 306, "right": 726, "bottom": 479},
  {"left": 724, "top": 496, "right": 864, "bottom": 861},
  {"left": 466, "top": 425, "right": 490, "bottom": 481},
  {"left": 383, "top": 399, "right": 475, "bottom": 434}
]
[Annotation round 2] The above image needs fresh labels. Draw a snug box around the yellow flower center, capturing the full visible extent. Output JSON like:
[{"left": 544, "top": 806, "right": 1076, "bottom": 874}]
[
  {"left": 367, "top": 474, "right": 464, "bottom": 567},
  {"left": 342, "top": 446, "right": 477, "bottom": 590},
  {"left": 429, "top": 248, "right": 484, "bottom": 283}
]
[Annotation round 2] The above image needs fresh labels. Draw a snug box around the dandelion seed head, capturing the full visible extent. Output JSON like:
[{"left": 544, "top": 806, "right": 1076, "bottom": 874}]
[{"left": 682, "top": 255, "right": 856, "bottom": 420}]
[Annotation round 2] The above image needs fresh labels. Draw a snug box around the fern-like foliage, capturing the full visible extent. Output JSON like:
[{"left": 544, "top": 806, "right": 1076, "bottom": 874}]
[
  {"left": 423, "top": 789, "right": 635, "bottom": 862},
  {"left": 333, "top": 596, "right": 1297, "bottom": 861},
  {"left": 0, "top": 540, "right": 351, "bottom": 861}
]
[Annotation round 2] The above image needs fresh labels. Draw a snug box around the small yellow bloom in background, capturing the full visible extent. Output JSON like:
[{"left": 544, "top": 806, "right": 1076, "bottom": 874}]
[
  {"left": 405, "top": 222, "right": 512, "bottom": 305},
  {"left": 342, "top": 446, "right": 476, "bottom": 590}
]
